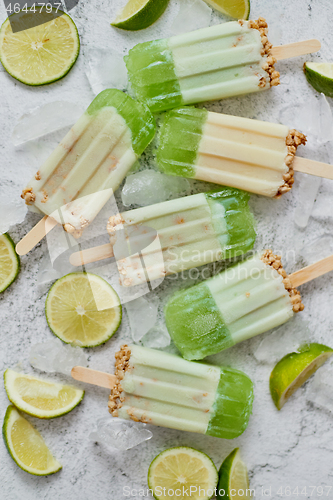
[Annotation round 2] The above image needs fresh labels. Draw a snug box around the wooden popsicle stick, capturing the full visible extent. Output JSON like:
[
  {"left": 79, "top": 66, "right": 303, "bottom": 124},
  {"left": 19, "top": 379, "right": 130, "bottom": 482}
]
[
  {"left": 289, "top": 254, "right": 333, "bottom": 288},
  {"left": 293, "top": 157, "right": 333, "bottom": 180},
  {"left": 71, "top": 366, "right": 116, "bottom": 389},
  {"left": 69, "top": 243, "right": 114, "bottom": 267},
  {"left": 16, "top": 215, "right": 58, "bottom": 256},
  {"left": 271, "top": 39, "right": 321, "bottom": 61}
]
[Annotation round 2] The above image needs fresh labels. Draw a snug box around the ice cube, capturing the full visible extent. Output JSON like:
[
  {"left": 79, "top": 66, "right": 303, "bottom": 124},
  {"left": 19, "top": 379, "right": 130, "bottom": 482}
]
[
  {"left": 121, "top": 170, "right": 190, "bottom": 207},
  {"left": 125, "top": 297, "right": 159, "bottom": 342},
  {"left": 89, "top": 417, "right": 153, "bottom": 451},
  {"left": 12, "top": 101, "right": 84, "bottom": 146},
  {"left": 299, "top": 234, "right": 333, "bottom": 265},
  {"left": 171, "top": 0, "right": 212, "bottom": 35},
  {"left": 30, "top": 338, "right": 88, "bottom": 376},
  {"left": 84, "top": 47, "right": 128, "bottom": 95},
  {"left": 0, "top": 194, "right": 27, "bottom": 235},
  {"left": 279, "top": 93, "right": 333, "bottom": 146},
  {"left": 294, "top": 174, "right": 321, "bottom": 229},
  {"left": 253, "top": 317, "right": 312, "bottom": 364},
  {"left": 307, "top": 364, "right": 333, "bottom": 413},
  {"left": 142, "top": 324, "right": 171, "bottom": 349}
]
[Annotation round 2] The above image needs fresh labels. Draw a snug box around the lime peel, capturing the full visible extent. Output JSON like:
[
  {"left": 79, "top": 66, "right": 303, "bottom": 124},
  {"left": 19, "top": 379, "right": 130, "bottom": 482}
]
[
  {"left": 304, "top": 62, "right": 333, "bottom": 98},
  {"left": 0, "top": 10, "right": 80, "bottom": 85},
  {"left": 3, "top": 406, "right": 62, "bottom": 475},
  {"left": 270, "top": 343, "right": 333, "bottom": 410},
  {"left": 0, "top": 233, "right": 20, "bottom": 293},
  {"left": 217, "top": 448, "right": 252, "bottom": 500},
  {"left": 45, "top": 273, "right": 122, "bottom": 348},
  {"left": 112, "top": 0, "right": 170, "bottom": 31},
  {"left": 148, "top": 446, "right": 218, "bottom": 500}
]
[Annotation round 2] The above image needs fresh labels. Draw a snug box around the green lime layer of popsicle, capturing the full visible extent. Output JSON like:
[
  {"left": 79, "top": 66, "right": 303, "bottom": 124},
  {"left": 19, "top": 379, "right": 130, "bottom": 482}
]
[
  {"left": 87, "top": 88, "right": 156, "bottom": 155},
  {"left": 125, "top": 40, "right": 183, "bottom": 114},
  {"left": 157, "top": 107, "right": 207, "bottom": 177}
]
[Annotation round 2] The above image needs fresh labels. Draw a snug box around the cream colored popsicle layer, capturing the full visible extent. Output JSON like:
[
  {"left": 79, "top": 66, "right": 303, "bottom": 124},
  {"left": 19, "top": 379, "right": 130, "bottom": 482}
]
[
  {"left": 165, "top": 250, "right": 304, "bottom": 360},
  {"left": 125, "top": 18, "right": 279, "bottom": 113},
  {"left": 21, "top": 90, "right": 155, "bottom": 236},
  {"left": 107, "top": 188, "right": 256, "bottom": 286},
  {"left": 157, "top": 107, "right": 307, "bottom": 198},
  {"left": 108, "top": 344, "right": 254, "bottom": 439}
]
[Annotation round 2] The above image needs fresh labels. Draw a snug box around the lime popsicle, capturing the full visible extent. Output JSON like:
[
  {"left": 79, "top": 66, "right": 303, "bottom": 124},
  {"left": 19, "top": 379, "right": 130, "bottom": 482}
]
[
  {"left": 125, "top": 18, "right": 280, "bottom": 113},
  {"left": 107, "top": 188, "right": 256, "bottom": 286},
  {"left": 21, "top": 89, "right": 155, "bottom": 237},
  {"left": 157, "top": 107, "right": 307, "bottom": 198},
  {"left": 108, "top": 344, "right": 254, "bottom": 439},
  {"left": 165, "top": 250, "right": 304, "bottom": 360}
]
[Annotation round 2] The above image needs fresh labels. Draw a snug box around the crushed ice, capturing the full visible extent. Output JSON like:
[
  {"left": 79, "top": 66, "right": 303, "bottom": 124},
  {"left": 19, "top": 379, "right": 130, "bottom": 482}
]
[
  {"left": 122, "top": 170, "right": 190, "bottom": 207},
  {"left": 89, "top": 417, "right": 153, "bottom": 451}
]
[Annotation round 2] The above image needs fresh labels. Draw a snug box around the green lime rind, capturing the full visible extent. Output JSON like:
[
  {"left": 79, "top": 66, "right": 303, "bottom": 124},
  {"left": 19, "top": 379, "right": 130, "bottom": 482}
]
[
  {"left": 112, "top": 0, "right": 170, "bottom": 31},
  {"left": 45, "top": 273, "right": 122, "bottom": 348},
  {"left": 4, "top": 369, "right": 85, "bottom": 419},
  {"left": 3, "top": 406, "right": 62, "bottom": 475},
  {"left": 148, "top": 447, "right": 218, "bottom": 500},
  {"left": 0, "top": 10, "right": 80, "bottom": 86},
  {"left": 203, "top": 0, "right": 250, "bottom": 20},
  {"left": 0, "top": 233, "right": 20, "bottom": 293},
  {"left": 304, "top": 62, "right": 333, "bottom": 98},
  {"left": 270, "top": 343, "right": 333, "bottom": 410},
  {"left": 217, "top": 448, "right": 251, "bottom": 500}
]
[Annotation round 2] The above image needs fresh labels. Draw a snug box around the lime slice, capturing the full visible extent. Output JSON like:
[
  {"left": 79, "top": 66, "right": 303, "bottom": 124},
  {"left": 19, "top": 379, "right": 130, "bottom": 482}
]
[
  {"left": 112, "top": 0, "right": 170, "bottom": 31},
  {"left": 304, "top": 62, "right": 333, "bottom": 98},
  {"left": 148, "top": 447, "right": 218, "bottom": 500},
  {"left": 0, "top": 233, "right": 20, "bottom": 293},
  {"left": 0, "top": 11, "right": 80, "bottom": 86},
  {"left": 45, "top": 273, "right": 122, "bottom": 348},
  {"left": 270, "top": 343, "right": 333, "bottom": 410},
  {"left": 202, "top": 0, "right": 250, "bottom": 19},
  {"left": 3, "top": 406, "right": 62, "bottom": 475},
  {"left": 217, "top": 448, "right": 252, "bottom": 499},
  {"left": 4, "top": 369, "right": 84, "bottom": 419}
]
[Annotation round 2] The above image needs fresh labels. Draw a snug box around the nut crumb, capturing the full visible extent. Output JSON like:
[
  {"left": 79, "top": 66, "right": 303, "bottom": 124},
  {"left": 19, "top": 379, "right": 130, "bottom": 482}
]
[
  {"left": 21, "top": 188, "right": 35, "bottom": 204},
  {"left": 275, "top": 130, "right": 307, "bottom": 198},
  {"left": 261, "top": 249, "right": 304, "bottom": 313},
  {"left": 245, "top": 17, "right": 280, "bottom": 87},
  {"left": 108, "top": 345, "right": 131, "bottom": 416}
]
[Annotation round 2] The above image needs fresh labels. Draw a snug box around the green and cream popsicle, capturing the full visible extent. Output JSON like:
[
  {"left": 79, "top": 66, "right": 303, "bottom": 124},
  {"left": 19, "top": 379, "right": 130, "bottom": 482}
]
[
  {"left": 107, "top": 188, "right": 256, "bottom": 286},
  {"left": 21, "top": 89, "right": 156, "bottom": 237},
  {"left": 157, "top": 107, "right": 307, "bottom": 198},
  {"left": 165, "top": 250, "right": 304, "bottom": 360},
  {"left": 108, "top": 344, "right": 254, "bottom": 439},
  {"left": 125, "top": 18, "right": 280, "bottom": 113}
]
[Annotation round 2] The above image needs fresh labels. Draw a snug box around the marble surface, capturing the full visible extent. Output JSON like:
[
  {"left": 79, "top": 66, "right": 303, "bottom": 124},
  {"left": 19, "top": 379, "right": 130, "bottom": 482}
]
[{"left": 1, "top": 0, "right": 333, "bottom": 499}]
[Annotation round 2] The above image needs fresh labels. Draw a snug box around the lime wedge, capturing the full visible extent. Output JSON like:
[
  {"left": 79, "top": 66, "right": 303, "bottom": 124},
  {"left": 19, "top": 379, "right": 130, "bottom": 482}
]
[
  {"left": 148, "top": 447, "right": 218, "bottom": 500},
  {"left": 112, "top": 0, "right": 170, "bottom": 31},
  {"left": 217, "top": 448, "right": 252, "bottom": 499},
  {"left": 4, "top": 369, "right": 84, "bottom": 419},
  {"left": 3, "top": 406, "right": 62, "bottom": 475},
  {"left": 202, "top": 0, "right": 250, "bottom": 19},
  {"left": 304, "top": 62, "right": 333, "bottom": 98},
  {"left": 0, "top": 11, "right": 80, "bottom": 86},
  {"left": 270, "top": 343, "right": 333, "bottom": 410},
  {"left": 45, "top": 273, "right": 122, "bottom": 348},
  {"left": 0, "top": 233, "right": 20, "bottom": 293}
]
